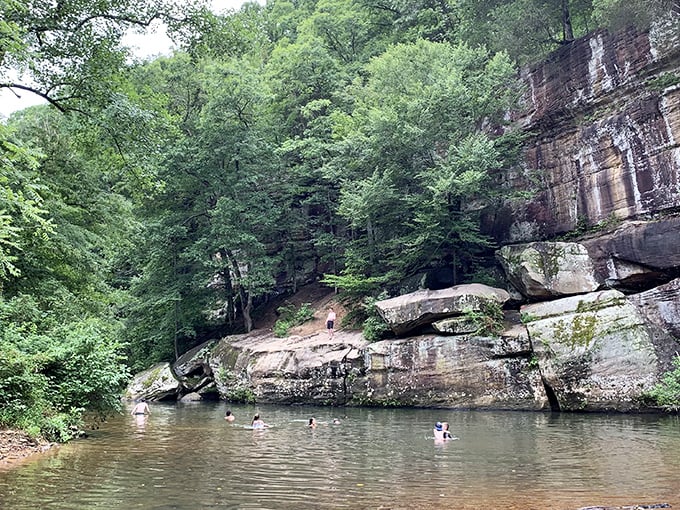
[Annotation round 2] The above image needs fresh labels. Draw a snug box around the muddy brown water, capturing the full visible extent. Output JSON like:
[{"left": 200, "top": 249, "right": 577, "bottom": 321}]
[{"left": 0, "top": 403, "right": 678, "bottom": 509}]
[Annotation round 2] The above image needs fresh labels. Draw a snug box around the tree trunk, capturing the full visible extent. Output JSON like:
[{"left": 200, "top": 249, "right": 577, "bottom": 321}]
[
  {"left": 243, "top": 291, "right": 253, "bottom": 332},
  {"left": 224, "top": 248, "right": 253, "bottom": 332},
  {"left": 562, "top": 0, "right": 574, "bottom": 41},
  {"left": 173, "top": 243, "right": 180, "bottom": 361},
  {"left": 218, "top": 249, "right": 236, "bottom": 327}
]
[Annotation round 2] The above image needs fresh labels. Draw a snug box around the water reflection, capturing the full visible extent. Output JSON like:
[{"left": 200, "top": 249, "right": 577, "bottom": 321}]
[
  {"left": 0, "top": 403, "right": 678, "bottom": 509},
  {"left": 133, "top": 413, "right": 147, "bottom": 433}
]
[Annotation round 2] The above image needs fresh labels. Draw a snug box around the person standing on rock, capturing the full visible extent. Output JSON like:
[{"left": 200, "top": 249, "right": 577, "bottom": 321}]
[{"left": 326, "top": 307, "right": 337, "bottom": 338}]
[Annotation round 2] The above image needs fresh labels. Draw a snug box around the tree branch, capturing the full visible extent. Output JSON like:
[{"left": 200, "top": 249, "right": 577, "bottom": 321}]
[{"left": 1, "top": 83, "right": 70, "bottom": 113}]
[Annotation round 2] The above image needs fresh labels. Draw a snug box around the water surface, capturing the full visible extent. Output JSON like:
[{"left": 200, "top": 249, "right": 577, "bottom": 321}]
[{"left": 0, "top": 403, "right": 678, "bottom": 509}]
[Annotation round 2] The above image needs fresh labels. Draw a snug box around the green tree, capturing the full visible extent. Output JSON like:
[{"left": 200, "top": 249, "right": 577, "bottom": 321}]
[
  {"left": 0, "top": 0, "right": 208, "bottom": 112},
  {"left": 591, "top": 0, "right": 679, "bottom": 31},
  {"left": 0, "top": 123, "right": 53, "bottom": 285},
  {"left": 0, "top": 107, "right": 136, "bottom": 439},
  {"left": 362, "top": 0, "right": 462, "bottom": 44},
  {"left": 329, "top": 40, "right": 520, "bottom": 289}
]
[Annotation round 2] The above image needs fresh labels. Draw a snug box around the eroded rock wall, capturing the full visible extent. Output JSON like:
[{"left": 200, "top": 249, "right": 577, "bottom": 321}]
[
  {"left": 355, "top": 329, "right": 546, "bottom": 410},
  {"left": 485, "top": 21, "right": 680, "bottom": 243}
]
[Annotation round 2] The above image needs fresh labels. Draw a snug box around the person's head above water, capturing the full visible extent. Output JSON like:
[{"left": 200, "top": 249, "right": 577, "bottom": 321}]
[{"left": 435, "top": 422, "right": 443, "bottom": 431}]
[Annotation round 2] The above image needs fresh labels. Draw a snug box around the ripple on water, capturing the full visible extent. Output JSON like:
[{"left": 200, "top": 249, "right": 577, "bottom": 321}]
[{"left": 0, "top": 404, "right": 679, "bottom": 509}]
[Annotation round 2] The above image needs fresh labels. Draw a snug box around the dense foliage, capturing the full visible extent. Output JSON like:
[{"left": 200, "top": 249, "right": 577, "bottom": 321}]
[
  {"left": 1, "top": 0, "right": 678, "bottom": 438},
  {"left": 644, "top": 356, "right": 680, "bottom": 409}
]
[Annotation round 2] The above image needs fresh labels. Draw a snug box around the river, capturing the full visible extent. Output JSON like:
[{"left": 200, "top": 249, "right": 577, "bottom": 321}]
[{"left": 0, "top": 403, "right": 678, "bottom": 509}]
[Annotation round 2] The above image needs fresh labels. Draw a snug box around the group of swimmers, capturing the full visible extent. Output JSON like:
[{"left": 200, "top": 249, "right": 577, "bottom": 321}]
[
  {"left": 137, "top": 402, "right": 454, "bottom": 439},
  {"left": 225, "top": 410, "right": 344, "bottom": 429},
  {"left": 225, "top": 410, "right": 270, "bottom": 428},
  {"left": 307, "top": 416, "right": 341, "bottom": 428},
  {"left": 224, "top": 410, "right": 267, "bottom": 428}
]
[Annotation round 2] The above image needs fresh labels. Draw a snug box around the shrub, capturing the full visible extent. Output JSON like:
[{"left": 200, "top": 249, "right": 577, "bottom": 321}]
[
  {"left": 463, "top": 300, "right": 505, "bottom": 336},
  {"left": 0, "top": 315, "right": 129, "bottom": 441},
  {"left": 644, "top": 356, "right": 680, "bottom": 408},
  {"left": 273, "top": 302, "right": 314, "bottom": 337},
  {"left": 360, "top": 294, "right": 392, "bottom": 342},
  {"left": 226, "top": 387, "right": 256, "bottom": 404}
]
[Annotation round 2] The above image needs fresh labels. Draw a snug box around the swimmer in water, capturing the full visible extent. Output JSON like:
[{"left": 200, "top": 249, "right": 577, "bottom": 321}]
[
  {"left": 252, "top": 414, "right": 269, "bottom": 429},
  {"left": 131, "top": 399, "right": 150, "bottom": 416}
]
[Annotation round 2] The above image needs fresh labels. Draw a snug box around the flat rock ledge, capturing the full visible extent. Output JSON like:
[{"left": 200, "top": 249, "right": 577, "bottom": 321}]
[{"left": 0, "top": 429, "right": 55, "bottom": 468}]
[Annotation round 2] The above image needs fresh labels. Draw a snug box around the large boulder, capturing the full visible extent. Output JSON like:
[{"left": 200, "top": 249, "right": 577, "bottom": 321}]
[
  {"left": 173, "top": 340, "right": 216, "bottom": 394},
  {"left": 375, "top": 284, "right": 511, "bottom": 336},
  {"left": 354, "top": 320, "right": 546, "bottom": 410},
  {"left": 209, "top": 330, "right": 368, "bottom": 405},
  {"left": 628, "top": 278, "right": 680, "bottom": 373},
  {"left": 523, "top": 290, "right": 659, "bottom": 412},
  {"left": 581, "top": 219, "right": 680, "bottom": 290},
  {"left": 628, "top": 278, "right": 680, "bottom": 339},
  {"left": 496, "top": 242, "right": 599, "bottom": 298},
  {"left": 125, "top": 362, "right": 180, "bottom": 401}
]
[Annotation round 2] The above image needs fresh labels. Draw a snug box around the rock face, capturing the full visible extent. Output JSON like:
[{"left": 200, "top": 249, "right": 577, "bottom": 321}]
[
  {"left": 484, "top": 21, "right": 680, "bottom": 243},
  {"left": 523, "top": 291, "right": 659, "bottom": 412},
  {"left": 356, "top": 329, "right": 547, "bottom": 410},
  {"left": 497, "top": 242, "right": 599, "bottom": 298}
]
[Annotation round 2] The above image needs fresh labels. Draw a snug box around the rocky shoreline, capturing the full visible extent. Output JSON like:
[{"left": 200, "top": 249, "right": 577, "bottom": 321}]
[{"left": 0, "top": 430, "right": 55, "bottom": 469}]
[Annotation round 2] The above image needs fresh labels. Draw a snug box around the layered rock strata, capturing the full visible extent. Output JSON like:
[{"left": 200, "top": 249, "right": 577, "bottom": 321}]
[{"left": 484, "top": 21, "right": 680, "bottom": 243}]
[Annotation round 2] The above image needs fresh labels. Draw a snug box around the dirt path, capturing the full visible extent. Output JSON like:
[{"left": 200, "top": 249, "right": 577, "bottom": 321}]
[{"left": 255, "top": 282, "right": 350, "bottom": 337}]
